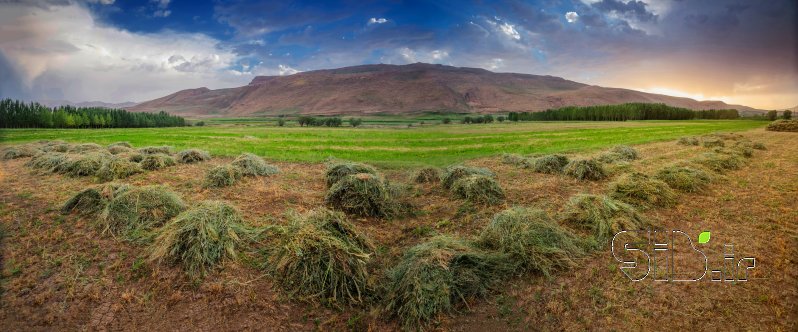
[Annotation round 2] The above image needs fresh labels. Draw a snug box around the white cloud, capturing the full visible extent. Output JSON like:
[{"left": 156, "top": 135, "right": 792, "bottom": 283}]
[
  {"left": 151, "top": 0, "right": 171, "bottom": 18},
  {"left": 278, "top": 64, "right": 299, "bottom": 75},
  {"left": 368, "top": 17, "right": 388, "bottom": 24},
  {"left": 565, "top": 12, "right": 579, "bottom": 23},
  {"left": 486, "top": 58, "right": 504, "bottom": 70},
  {"left": 394, "top": 47, "right": 449, "bottom": 64},
  {"left": 153, "top": 10, "right": 171, "bottom": 18},
  {"left": 498, "top": 22, "right": 520, "bottom": 40}
]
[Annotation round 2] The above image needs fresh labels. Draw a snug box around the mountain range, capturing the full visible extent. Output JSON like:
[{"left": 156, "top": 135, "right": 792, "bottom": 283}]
[{"left": 127, "top": 63, "right": 763, "bottom": 117}]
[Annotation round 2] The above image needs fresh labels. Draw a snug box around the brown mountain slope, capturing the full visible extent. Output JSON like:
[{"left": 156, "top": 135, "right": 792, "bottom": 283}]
[{"left": 128, "top": 63, "right": 762, "bottom": 116}]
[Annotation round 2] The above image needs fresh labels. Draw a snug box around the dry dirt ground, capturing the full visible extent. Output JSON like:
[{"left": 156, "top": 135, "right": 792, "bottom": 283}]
[{"left": 1, "top": 128, "right": 796, "bottom": 331}]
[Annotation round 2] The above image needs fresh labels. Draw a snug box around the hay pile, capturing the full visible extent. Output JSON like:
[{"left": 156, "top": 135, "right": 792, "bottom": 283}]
[
  {"left": 204, "top": 165, "right": 242, "bottom": 187},
  {"left": 41, "top": 142, "right": 70, "bottom": 152},
  {"left": 177, "top": 149, "right": 211, "bottom": 164},
  {"left": 450, "top": 175, "right": 505, "bottom": 205},
  {"left": 1, "top": 145, "right": 37, "bottom": 160},
  {"left": 563, "top": 159, "right": 607, "bottom": 181},
  {"left": 501, "top": 153, "right": 528, "bottom": 166},
  {"left": 654, "top": 164, "right": 713, "bottom": 192},
  {"left": 325, "top": 173, "right": 397, "bottom": 218},
  {"left": 26, "top": 152, "right": 69, "bottom": 172},
  {"left": 561, "top": 194, "right": 648, "bottom": 243},
  {"left": 108, "top": 145, "right": 134, "bottom": 155},
  {"left": 101, "top": 185, "right": 186, "bottom": 238},
  {"left": 140, "top": 154, "right": 176, "bottom": 170},
  {"left": 61, "top": 183, "right": 131, "bottom": 215},
  {"left": 412, "top": 167, "right": 441, "bottom": 183},
  {"left": 62, "top": 152, "right": 112, "bottom": 177},
  {"left": 752, "top": 142, "right": 767, "bottom": 150},
  {"left": 325, "top": 162, "right": 377, "bottom": 187},
  {"left": 384, "top": 235, "right": 513, "bottom": 329},
  {"left": 477, "top": 208, "right": 582, "bottom": 276},
  {"left": 138, "top": 146, "right": 174, "bottom": 155},
  {"left": 441, "top": 165, "right": 494, "bottom": 189},
  {"left": 96, "top": 157, "right": 143, "bottom": 181},
  {"left": 269, "top": 209, "right": 373, "bottom": 305},
  {"left": 108, "top": 142, "right": 133, "bottom": 148},
  {"left": 692, "top": 152, "right": 744, "bottom": 173},
  {"left": 530, "top": 154, "right": 569, "bottom": 173},
  {"left": 608, "top": 172, "right": 677, "bottom": 208},
  {"left": 766, "top": 120, "right": 798, "bottom": 132},
  {"left": 69, "top": 143, "right": 103, "bottom": 153},
  {"left": 150, "top": 201, "right": 251, "bottom": 279},
  {"left": 127, "top": 153, "right": 144, "bottom": 163},
  {"left": 598, "top": 145, "right": 639, "bottom": 163},
  {"left": 702, "top": 138, "right": 725, "bottom": 148},
  {"left": 231, "top": 153, "right": 279, "bottom": 176},
  {"left": 677, "top": 137, "right": 699, "bottom": 146}
]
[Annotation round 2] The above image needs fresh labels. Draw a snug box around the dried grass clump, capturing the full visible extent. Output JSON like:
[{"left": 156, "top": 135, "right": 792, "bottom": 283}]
[
  {"left": 563, "top": 159, "right": 607, "bottom": 181},
  {"left": 140, "top": 154, "right": 176, "bottom": 170},
  {"left": 61, "top": 183, "right": 131, "bottom": 215},
  {"left": 62, "top": 152, "right": 112, "bottom": 177},
  {"left": 102, "top": 185, "right": 186, "bottom": 237},
  {"left": 69, "top": 143, "right": 103, "bottom": 153},
  {"left": 451, "top": 175, "right": 505, "bottom": 205},
  {"left": 693, "top": 152, "right": 744, "bottom": 173},
  {"left": 752, "top": 142, "right": 766, "bottom": 150},
  {"left": 204, "top": 165, "right": 242, "bottom": 187},
  {"left": 609, "top": 145, "right": 639, "bottom": 161},
  {"left": 677, "top": 137, "right": 699, "bottom": 146},
  {"left": 530, "top": 154, "right": 569, "bottom": 174},
  {"left": 107, "top": 145, "right": 133, "bottom": 155},
  {"left": 478, "top": 208, "right": 583, "bottom": 276},
  {"left": 441, "top": 165, "right": 494, "bottom": 189},
  {"left": 231, "top": 153, "right": 279, "bottom": 176},
  {"left": 654, "top": 164, "right": 713, "bottom": 193},
  {"left": 138, "top": 146, "right": 174, "bottom": 155},
  {"left": 1, "top": 145, "right": 38, "bottom": 160},
  {"left": 177, "top": 149, "right": 211, "bottom": 164},
  {"left": 96, "top": 157, "right": 143, "bottom": 181},
  {"left": 501, "top": 153, "right": 528, "bottom": 166},
  {"left": 108, "top": 142, "right": 133, "bottom": 148},
  {"left": 702, "top": 138, "right": 725, "bottom": 148},
  {"left": 733, "top": 146, "right": 754, "bottom": 158},
  {"left": 384, "top": 235, "right": 513, "bottom": 329},
  {"left": 150, "top": 201, "right": 251, "bottom": 279},
  {"left": 127, "top": 153, "right": 144, "bottom": 163},
  {"left": 766, "top": 120, "right": 798, "bottom": 132},
  {"left": 412, "top": 167, "right": 441, "bottom": 183},
  {"left": 325, "top": 173, "right": 397, "bottom": 218},
  {"left": 561, "top": 194, "right": 648, "bottom": 243},
  {"left": 42, "top": 142, "right": 70, "bottom": 152},
  {"left": 609, "top": 172, "right": 677, "bottom": 208},
  {"left": 325, "top": 162, "right": 377, "bottom": 187},
  {"left": 269, "top": 209, "right": 373, "bottom": 305},
  {"left": 26, "top": 152, "right": 69, "bottom": 172}
]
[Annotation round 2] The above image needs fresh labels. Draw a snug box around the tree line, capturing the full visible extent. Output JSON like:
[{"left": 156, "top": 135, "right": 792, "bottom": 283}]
[
  {"left": 0, "top": 99, "right": 187, "bottom": 128},
  {"left": 507, "top": 103, "right": 739, "bottom": 122},
  {"left": 296, "top": 116, "right": 363, "bottom": 127}
]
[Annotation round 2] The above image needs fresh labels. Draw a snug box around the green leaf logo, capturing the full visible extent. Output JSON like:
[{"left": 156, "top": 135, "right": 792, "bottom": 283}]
[{"left": 698, "top": 231, "right": 711, "bottom": 244}]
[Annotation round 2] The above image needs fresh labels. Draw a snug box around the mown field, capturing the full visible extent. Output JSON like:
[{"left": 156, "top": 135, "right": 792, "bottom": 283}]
[{"left": 0, "top": 120, "right": 765, "bottom": 167}]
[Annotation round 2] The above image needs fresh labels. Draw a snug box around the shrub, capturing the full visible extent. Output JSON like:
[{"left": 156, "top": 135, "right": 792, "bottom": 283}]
[
  {"left": 563, "top": 159, "right": 607, "bottom": 181},
  {"left": 693, "top": 152, "right": 744, "bottom": 173},
  {"left": 269, "top": 209, "right": 373, "bottom": 305},
  {"left": 26, "top": 152, "right": 69, "bottom": 172},
  {"left": 101, "top": 185, "right": 186, "bottom": 237},
  {"left": 677, "top": 137, "right": 699, "bottom": 146},
  {"left": 451, "top": 175, "right": 505, "bottom": 205},
  {"left": 530, "top": 154, "right": 569, "bottom": 173},
  {"left": 107, "top": 145, "right": 133, "bottom": 155},
  {"left": 138, "top": 146, "right": 174, "bottom": 155},
  {"left": 324, "top": 162, "right": 377, "bottom": 187},
  {"left": 61, "top": 152, "right": 112, "bottom": 177},
  {"left": 204, "top": 165, "right": 242, "bottom": 187},
  {"left": 69, "top": 143, "right": 103, "bottom": 153},
  {"left": 61, "top": 183, "right": 131, "bottom": 215},
  {"left": 654, "top": 164, "right": 713, "bottom": 192},
  {"left": 177, "top": 149, "right": 211, "bottom": 164},
  {"left": 702, "top": 138, "right": 725, "bottom": 148},
  {"left": 384, "top": 236, "right": 513, "bottom": 329},
  {"left": 325, "top": 173, "right": 397, "bottom": 218},
  {"left": 108, "top": 142, "right": 133, "bottom": 149},
  {"left": 609, "top": 172, "right": 677, "bottom": 208},
  {"left": 412, "top": 167, "right": 441, "bottom": 183},
  {"left": 140, "top": 154, "right": 176, "bottom": 170},
  {"left": 231, "top": 153, "right": 279, "bottom": 176},
  {"left": 561, "top": 194, "right": 648, "bottom": 243},
  {"left": 1, "top": 145, "right": 37, "bottom": 160},
  {"left": 96, "top": 157, "right": 144, "bottom": 181},
  {"left": 477, "top": 208, "right": 583, "bottom": 276},
  {"left": 441, "top": 165, "right": 494, "bottom": 189},
  {"left": 149, "top": 201, "right": 251, "bottom": 279}
]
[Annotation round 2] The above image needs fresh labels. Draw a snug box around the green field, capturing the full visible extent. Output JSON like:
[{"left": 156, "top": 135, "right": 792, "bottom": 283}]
[{"left": 0, "top": 120, "right": 766, "bottom": 167}]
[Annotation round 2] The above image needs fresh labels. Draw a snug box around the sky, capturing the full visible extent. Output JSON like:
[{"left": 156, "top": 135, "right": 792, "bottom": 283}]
[{"left": 0, "top": 0, "right": 796, "bottom": 109}]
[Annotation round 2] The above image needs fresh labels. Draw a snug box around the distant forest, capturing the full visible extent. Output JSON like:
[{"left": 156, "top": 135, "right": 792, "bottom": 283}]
[
  {"left": 508, "top": 103, "right": 740, "bottom": 121},
  {"left": 0, "top": 99, "right": 187, "bottom": 128}
]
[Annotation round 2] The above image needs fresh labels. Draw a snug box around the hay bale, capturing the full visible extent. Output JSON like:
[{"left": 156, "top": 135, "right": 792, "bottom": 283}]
[
  {"left": 702, "top": 138, "right": 725, "bottom": 148},
  {"left": 96, "top": 157, "right": 144, "bottom": 181},
  {"left": 563, "top": 159, "right": 607, "bottom": 181},
  {"left": 478, "top": 208, "right": 583, "bottom": 276},
  {"left": 107, "top": 145, "right": 133, "bottom": 155},
  {"left": 25, "top": 152, "right": 69, "bottom": 172},
  {"left": 231, "top": 153, "right": 279, "bottom": 176},
  {"left": 440, "top": 165, "right": 494, "bottom": 189},
  {"left": 150, "top": 200, "right": 251, "bottom": 279},
  {"left": 177, "top": 149, "right": 211, "bottom": 164},
  {"left": 69, "top": 143, "right": 104, "bottom": 153},
  {"left": 654, "top": 164, "right": 713, "bottom": 192},
  {"left": 693, "top": 152, "right": 744, "bottom": 173},
  {"left": 138, "top": 146, "right": 174, "bottom": 155},
  {"left": 269, "top": 209, "right": 373, "bottom": 304},
  {"left": 108, "top": 142, "right": 133, "bottom": 148},
  {"left": 677, "top": 137, "right": 699, "bottom": 146},
  {"left": 204, "top": 165, "right": 242, "bottom": 187},
  {"left": 561, "top": 194, "right": 648, "bottom": 243},
  {"left": 450, "top": 175, "right": 505, "bottom": 205},
  {"left": 61, "top": 152, "right": 112, "bottom": 177},
  {"left": 530, "top": 154, "right": 569, "bottom": 174},
  {"left": 140, "top": 154, "right": 176, "bottom": 170},
  {"left": 766, "top": 120, "right": 798, "bottom": 132},
  {"left": 102, "top": 185, "right": 186, "bottom": 237},
  {"left": 1, "top": 145, "right": 38, "bottom": 160},
  {"left": 384, "top": 235, "right": 513, "bottom": 329},
  {"left": 325, "top": 173, "right": 397, "bottom": 218},
  {"left": 324, "top": 162, "right": 377, "bottom": 187},
  {"left": 61, "top": 183, "right": 131, "bottom": 215},
  {"left": 609, "top": 172, "right": 677, "bottom": 208},
  {"left": 412, "top": 167, "right": 441, "bottom": 183}
]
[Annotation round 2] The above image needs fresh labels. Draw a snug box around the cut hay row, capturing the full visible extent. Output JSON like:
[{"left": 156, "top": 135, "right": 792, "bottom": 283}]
[
  {"left": 561, "top": 194, "right": 650, "bottom": 243},
  {"left": 608, "top": 172, "right": 677, "bottom": 208}
]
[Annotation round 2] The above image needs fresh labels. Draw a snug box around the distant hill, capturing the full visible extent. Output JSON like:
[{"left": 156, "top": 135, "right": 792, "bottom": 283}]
[
  {"left": 39, "top": 100, "right": 138, "bottom": 109},
  {"left": 128, "top": 63, "right": 763, "bottom": 117}
]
